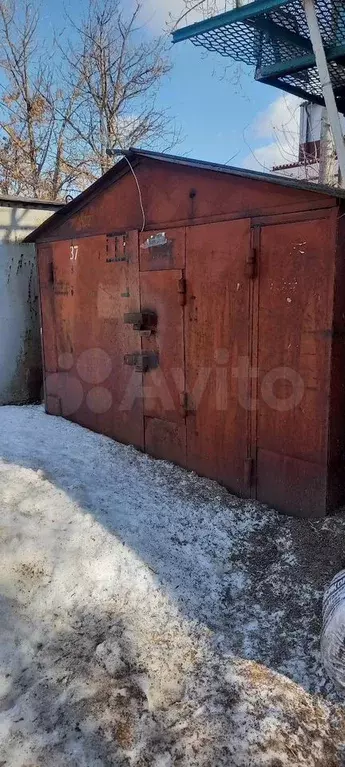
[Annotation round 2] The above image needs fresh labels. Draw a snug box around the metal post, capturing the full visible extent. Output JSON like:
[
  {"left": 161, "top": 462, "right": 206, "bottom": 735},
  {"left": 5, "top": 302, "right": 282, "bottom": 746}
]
[
  {"left": 303, "top": 0, "right": 345, "bottom": 187},
  {"left": 319, "top": 108, "right": 336, "bottom": 185}
]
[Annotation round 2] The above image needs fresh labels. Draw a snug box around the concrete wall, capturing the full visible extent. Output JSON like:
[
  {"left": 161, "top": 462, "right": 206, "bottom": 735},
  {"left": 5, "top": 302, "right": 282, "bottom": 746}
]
[
  {"left": 0, "top": 205, "right": 56, "bottom": 243},
  {"left": 0, "top": 205, "right": 58, "bottom": 404}
]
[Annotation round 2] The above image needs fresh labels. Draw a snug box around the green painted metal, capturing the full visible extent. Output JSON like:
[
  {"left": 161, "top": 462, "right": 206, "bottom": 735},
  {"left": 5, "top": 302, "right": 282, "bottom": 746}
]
[
  {"left": 172, "top": 0, "right": 290, "bottom": 44},
  {"left": 248, "top": 17, "right": 312, "bottom": 52},
  {"left": 257, "top": 42, "right": 345, "bottom": 79},
  {"left": 260, "top": 75, "right": 345, "bottom": 114}
]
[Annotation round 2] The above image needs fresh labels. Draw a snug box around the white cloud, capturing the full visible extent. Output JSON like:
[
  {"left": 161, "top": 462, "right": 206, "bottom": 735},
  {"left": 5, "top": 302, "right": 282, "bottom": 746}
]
[
  {"left": 242, "top": 94, "right": 302, "bottom": 172},
  {"left": 142, "top": 0, "right": 189, "bottom": 31},
  {"left": 142, "top": 0, "right": 207, "bottom": 33},
  {"left": 254, "top": 93, "right": 301, "bottom": 139},
  {"left": 144, "top": 1, "right": 269, "bottom": 33}
]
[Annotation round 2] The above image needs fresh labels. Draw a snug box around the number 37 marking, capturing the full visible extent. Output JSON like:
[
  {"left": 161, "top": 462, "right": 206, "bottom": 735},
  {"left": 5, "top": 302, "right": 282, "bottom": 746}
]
[{"left": 70, "top": 245, "right": 78, "bottom": 261}]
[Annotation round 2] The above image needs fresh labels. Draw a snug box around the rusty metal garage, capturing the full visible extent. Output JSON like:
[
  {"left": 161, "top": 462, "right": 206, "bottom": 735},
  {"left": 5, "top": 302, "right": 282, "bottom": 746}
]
[{"left": 26, "top": 148, "right": 345, "bottom": 518}]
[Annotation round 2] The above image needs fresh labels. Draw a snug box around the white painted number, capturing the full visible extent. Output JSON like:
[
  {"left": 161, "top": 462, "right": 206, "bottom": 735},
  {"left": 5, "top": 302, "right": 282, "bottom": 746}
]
[{"left": 70, "top": 245, "right": 78, "bottom": 261}]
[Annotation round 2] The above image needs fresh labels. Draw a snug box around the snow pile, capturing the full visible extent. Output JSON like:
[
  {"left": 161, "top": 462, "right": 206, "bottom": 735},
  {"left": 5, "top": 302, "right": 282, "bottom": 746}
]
[{"left": 0, "top": 405, "right": 345, "bottom": 766}]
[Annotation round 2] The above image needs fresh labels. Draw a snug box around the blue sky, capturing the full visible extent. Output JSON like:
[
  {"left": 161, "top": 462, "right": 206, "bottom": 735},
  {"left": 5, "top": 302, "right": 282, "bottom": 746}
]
[
  {"left": 42, "top": 0, "right": 301, "bottom": 172},
  {"left": 157, "top": 38, "right": 300, "bottom": 169}
]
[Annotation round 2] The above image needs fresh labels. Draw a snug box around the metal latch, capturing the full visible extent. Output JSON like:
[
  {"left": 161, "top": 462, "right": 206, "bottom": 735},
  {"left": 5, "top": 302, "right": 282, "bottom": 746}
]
[
  {"left": 245, "top": 248, "right": 257, "bottom": 279},
  {"left": 247, "top": 226, "right": 260, "bottom": 279},
  {"left": 180, "top": 391, "right": 196, "bottom": 416},
  {"left": 48, "top": 261, "right": 54, "bottom": 284},
  {"left": 178, "top": 276, "right": 187, "bottom": 307},
  {"left": 124, "top": 311, "right": 157, "bottom": 331},
  {"left": 124, "top": 352, "right": 159, "bottom": 373}
]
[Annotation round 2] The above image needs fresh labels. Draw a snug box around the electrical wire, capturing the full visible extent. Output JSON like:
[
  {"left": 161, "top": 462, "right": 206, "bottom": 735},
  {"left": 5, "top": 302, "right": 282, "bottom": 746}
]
[{"left": 122, "top": 154, "right": 146, "bottom": 233}]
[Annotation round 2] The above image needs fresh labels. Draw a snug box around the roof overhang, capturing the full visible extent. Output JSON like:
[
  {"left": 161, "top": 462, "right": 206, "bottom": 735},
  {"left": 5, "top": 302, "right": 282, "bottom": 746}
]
[
  {"left": 0, "top": 195, "right": 63, "bottom": 209},
  {"left": 25, "top": 147, "right": 345, "bottom": 244}
]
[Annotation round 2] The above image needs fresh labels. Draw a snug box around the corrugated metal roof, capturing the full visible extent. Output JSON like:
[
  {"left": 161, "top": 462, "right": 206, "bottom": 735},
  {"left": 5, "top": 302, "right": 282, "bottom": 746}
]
[
  {"left": 272, "top": 159, "right": 318, "bottom": 171},
  {"left": 25, "top": 147, "right": 345, "bottom": 243}
]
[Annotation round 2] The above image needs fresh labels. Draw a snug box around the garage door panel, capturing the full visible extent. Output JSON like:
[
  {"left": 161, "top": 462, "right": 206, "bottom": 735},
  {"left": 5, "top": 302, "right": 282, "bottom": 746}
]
[
  {"left": 257, "top": 218, "right": 334, "bottom": 466},
  {"left": 141, "top": 269, "right": 185, "bottom": 425},
  {"left": 140, "top": 228, "right": 185, "bottom": 271},
  {"left": 256, "top": 449, "right": 327, "bottom": 518},
  {"left": 145, "top": 417, "right": 187, "bottom": 466},
  {"left": 43, "top": 238, "right": 80, "bottom": 420},
  {"left": 46, "top": 232, "right": 144, "bottom": 449},
  {"left": 185, "top": 219, "right": 251, "bottom": 494},
  {"left": 93, "top": 231, "right": 144, "bottom": 447}
]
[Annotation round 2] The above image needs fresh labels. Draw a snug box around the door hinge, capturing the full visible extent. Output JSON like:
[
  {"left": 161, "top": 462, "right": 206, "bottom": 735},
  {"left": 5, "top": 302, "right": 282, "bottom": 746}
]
[
  {"left": 244, "top": 457, "right": 255, "bottom": 486},
  {"left": 245, "top": 248, "right": 257, "bottom": 279},
  {"left": 48, "top": 261, "right": 55, "bottom": 284},
  {"left": 247, "top": 226, "right": 260, "bottom": 279},
  {"left": 124, "top": 352, "right": 159, "bottom": 373},
  {"left": 180, "top": 391, "right": 195, "bottom": 416},
  {"left": 178, "top": 276, "right": 187, "bottom": 306}
]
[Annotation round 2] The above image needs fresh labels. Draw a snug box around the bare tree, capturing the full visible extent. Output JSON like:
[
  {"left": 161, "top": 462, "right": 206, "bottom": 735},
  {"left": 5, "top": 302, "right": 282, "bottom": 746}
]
[
  {"left": 59, "top": 0, "right": 178, "bottom": 180},
  {"left": 0, "top": 0, "right": 87, "bottom": 199},
  {"left": 0, "top": 0, "right": 178, "bottom": 199},
  {"left": 171, "top": 0, "right": 236, "bottom": 30}
]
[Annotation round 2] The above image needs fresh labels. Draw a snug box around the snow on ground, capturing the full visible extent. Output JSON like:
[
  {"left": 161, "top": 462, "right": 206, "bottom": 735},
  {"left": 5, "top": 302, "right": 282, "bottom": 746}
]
[{"left": 1, "top": 406, "right": 345, "bottom": 766}]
